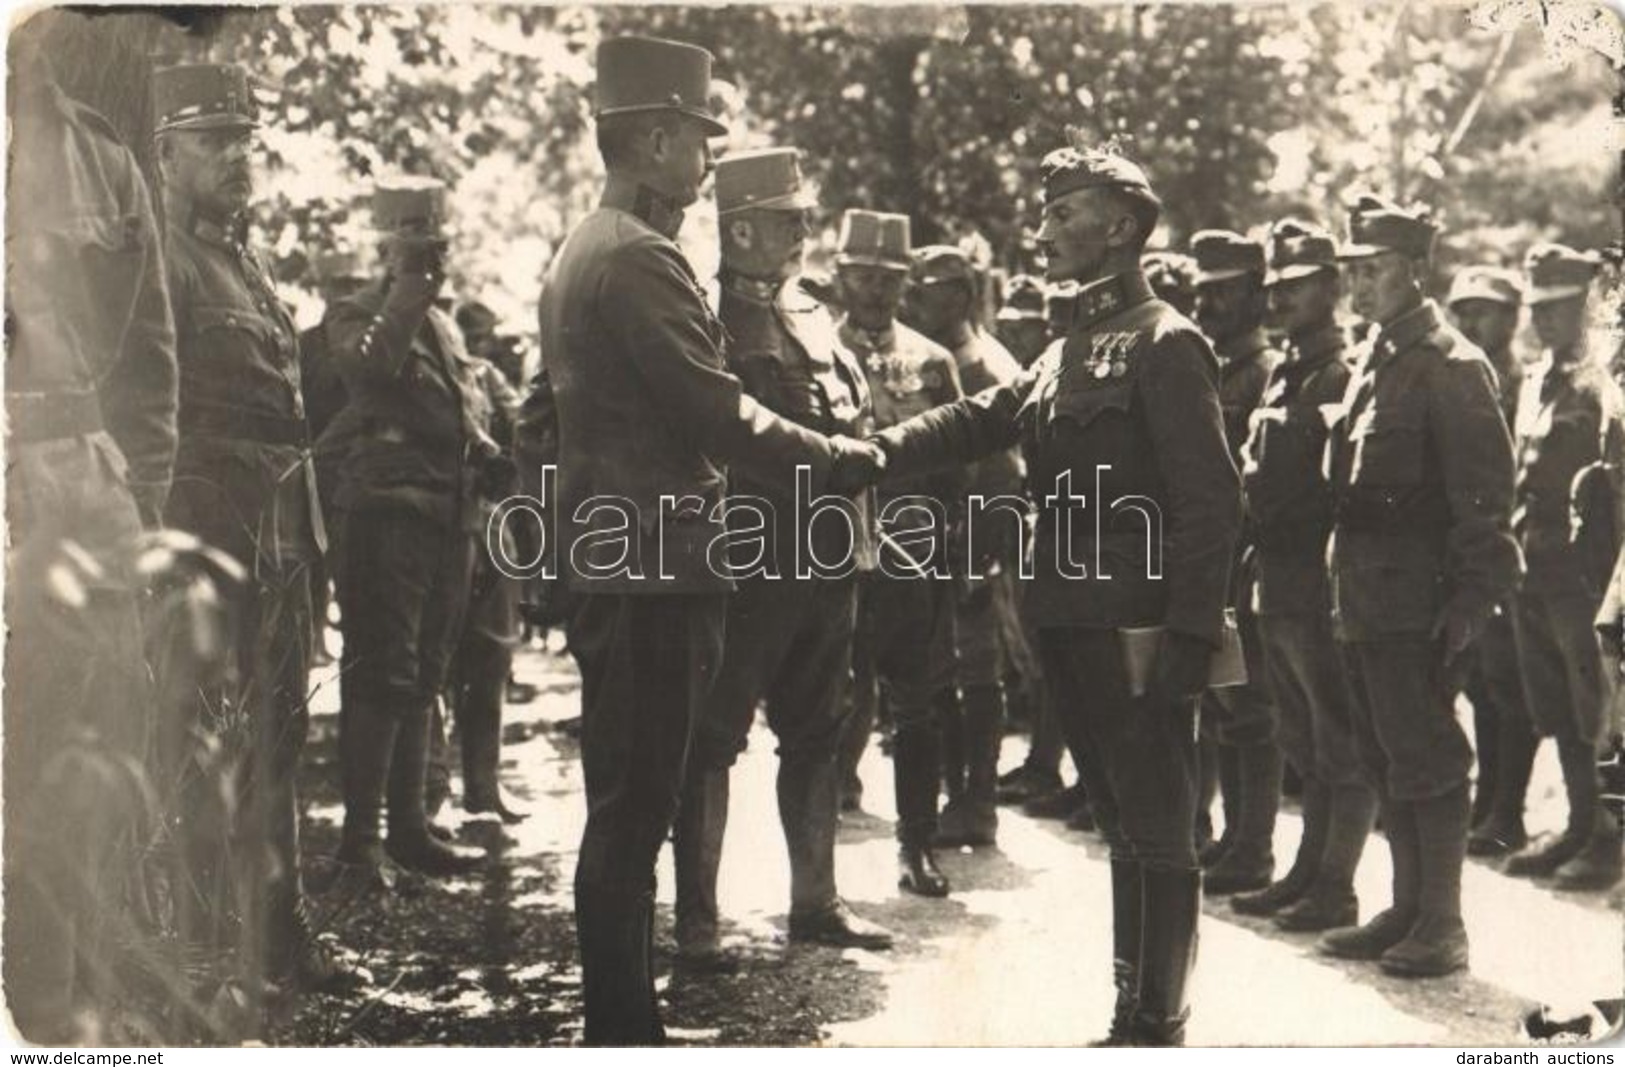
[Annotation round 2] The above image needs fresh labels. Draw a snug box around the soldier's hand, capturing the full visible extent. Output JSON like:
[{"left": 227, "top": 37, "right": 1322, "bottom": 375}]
[
  {"left": 388, "top": 232, "right": 449, "bottom": 283},
  {"left": 1148, "top": 630, "right": 1214, "bottom": 706},
  {"left": 1432, "top": 601, "right": 1486, "bottom": 689},
  {"left": 828, "top": 435, "right": 887, "bottom": 495}
]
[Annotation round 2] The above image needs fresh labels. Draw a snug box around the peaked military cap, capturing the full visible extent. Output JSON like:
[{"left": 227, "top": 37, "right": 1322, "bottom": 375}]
[
  {"left": 1337, "top": 194, "right": 1437, "bottom": 260},
  {"left": 1524, "top": 242, "right": 1600, "bottom": 305},
  {"left": 152, "top": 63, "right": 260, "bottom": 134},
  {"left": 1446, "top": 266, "right": 1523, "bottom": 309},
  {"left": 594, "top": 36, "right": 728, "bottom": 137},
  {"left": 373, "top": 177, "right": 447, "bottom": 232},
  {"left": 715, "top": 147, "right": 816, "bottom": 215},
  {"left": 1266, "top": 219, "right": 1339, "bottom": 284},
  {"left": 911, "top": 245, "right": 976, "bottom": 287},
  {"left": 997, "top": 274, "right": 1047, "bottom": 322},
  {"left": 835, "top": 210, "right": 911, "bottom": 271},
  {"left": 1192, "top": 230, "right": 1266, "bottom": 285}
]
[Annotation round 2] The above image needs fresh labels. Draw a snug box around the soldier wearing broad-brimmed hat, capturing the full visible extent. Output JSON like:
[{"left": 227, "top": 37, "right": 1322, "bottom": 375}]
[
  {"left": 872, "top": 142, "right": 1242, "bottom": 1046},
  {"left": 1317, "top": 193, "right": 1519, "bottom": 978},
  {"left": 538, "top": 37, "right": 884, "bottom": 1045}
]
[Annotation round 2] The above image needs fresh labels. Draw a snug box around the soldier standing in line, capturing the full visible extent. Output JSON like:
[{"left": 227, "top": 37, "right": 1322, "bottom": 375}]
[
  {"left": 1229, "top": 220, "right": 1378, "bottom": 931},
  {"left": 872, "top": 144, "right": 1242, "bottom": 1046},
  {"left": 538, "top": 37, "right": 883, "bottom": 1045},
  {"left": 670, "top": 148, "right": 894, "bottom": 968},
  {"left": 152, "top": 63, "right": 348, "bottom": 992},
  {"left": 4, "top": 29, "right": 178, "bottom": 1039},
  {"left": 1502, "top": 244, "right": 1624, "bottom": 891},
  {"left": 1142, "top": 250, "right": 1199, "bottom": 319},
  {"left": 1444, "top": 267, "right": 1540, "bottom": 858},
  {"left": 833, "top": 210, "right": 966, "bottom": 896},
  {"left": 1316, "top": 195, "right": 1519, "bottom": 977},
  {"left": 904, "top": 244, "right": 1025, "bottom": 848},
  {"left": 1190, "top": 230, "right": 1284, "bottom": 897},
  {"left": 324, "top": 178, "right": 492, "bottom": 890}
]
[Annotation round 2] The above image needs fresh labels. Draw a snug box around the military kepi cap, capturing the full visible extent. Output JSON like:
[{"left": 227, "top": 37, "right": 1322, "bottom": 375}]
[
  {"left": 1337, "top": 194, "right": 1437, "bottom": 260},
  {"left": 594, "top": 36, "right": 728, "bottom": 137},
  {"left": 152, "top": 63, "right": 260, "bottom": 134},
  {"left": 997, "top": 274, "right": 1047, "bottom": 322},
  {"left": 1266, "top": 219, "right": 1339, "bottom": 284},
  {"left": 1524, "top": 242, "right": 1599, "bottom": 305},
  {"left": 373, "top": 177, "right": 447, "bottom": 232},
  {"left": 1192, "top": 230, "right": 1266, "bottom": 285},
  {"left": 835, "top": 210, "right": 911, "bottom": 272},
  {"left": 1446, "top": 266, "right": 1523, "bottom": 309},
  {"left": 715, "top": 148, "right": 816, "bottom": 215}
]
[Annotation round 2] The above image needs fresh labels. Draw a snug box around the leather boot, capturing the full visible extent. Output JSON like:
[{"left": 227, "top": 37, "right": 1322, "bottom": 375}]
[
  {"left": 937, "top": 683, "right": 1001, "bottom": 847},
  {"left": 1204, "top": 742, "right": 1282, "bottom": 895},
  {"left": 782, "top": 756, "right": 893, "bottom": 949},
  {"left": 1234, "top": 778, "right": 1328, "bottom": 916},
  {"left": 1131, "top": 867, "right": 1200, "bottom": 1047},
  {"left": 672, "top": 765, "right": 730, "bottom": 963},
  {"left": 1552, "top": 808, "right": 1623, "bottom": 891},
  {"left": 1507, "top": 736, "right": 1596, "bottom": 877},
  {"left": 460, "top": 638, "right": 528, "bottom": 823},
  {"left": 334, "top": 699, "right": 400, "bottom": 877},
  {"left": 268, "top": 892, "right": 359, "bottom": 994},
  {"left": 897, "top": 843, "right": 950, "bottom": 897},
  {"left": 386, "top": 699, "right": 485, "bottom": 876},
  {"left": 1276, "top": 782, "right": 1375, "bottom": 932},
  {"left": 936, "top": 687, "right": 966, "bottom": 807},
  {"left": 262, "top": 763, "right": 358, "bottom": 992},
  {"left": 1319, "top": 799, "right": 1418, "bottom": 960},
  {"left": 1089, "top": 859, "right": 1144, "bottom": 1047},
  {"left": 579, "top": 884, "right": 664, "bottom": 1046},
  {"left": 1381, "top": 785, "right": 1469, "bottom": 977},
  {"left": 1469, "top": 713, "right": 1537, "bottom": 856},
  {"left": 1200, "top": 739, "right": 1236, "bottom": 868},
  {"left": 838, "top": 671, "right": 879, "bottom": 813},
  {"left": 894, "top": 710, "right": 949, "bottom": 896}
]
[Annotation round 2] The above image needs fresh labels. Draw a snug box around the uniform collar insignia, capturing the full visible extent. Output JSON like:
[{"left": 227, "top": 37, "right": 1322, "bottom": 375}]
[
  {"left": 1073, "top": 269, "right": 1155, "bottom": 332},
  {"left": 1288, "top": 322, "right": 1344, "bottom": 367},
  {"left": 1371, "top": 300, "right": 1442, "bottom": 366},
  {"left": 719, "top": 269, "right": 781, "bottom": 304},
  {"left": 1217, "top": 326, "right": 1271, "bottom": 366}
]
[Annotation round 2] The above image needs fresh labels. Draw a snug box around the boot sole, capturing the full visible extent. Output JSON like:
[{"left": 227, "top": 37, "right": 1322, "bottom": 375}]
[
  {"left": 1379, "top": 952, "right": 1468, "bottom": 978},
  {"left": 898, "top": 878, "right": 951, "bottom": 898}
]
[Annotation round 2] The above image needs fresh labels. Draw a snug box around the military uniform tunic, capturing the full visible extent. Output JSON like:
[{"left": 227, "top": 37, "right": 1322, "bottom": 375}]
[{"left": 877, "top": 269, "right": 1242, "bottom": 869}]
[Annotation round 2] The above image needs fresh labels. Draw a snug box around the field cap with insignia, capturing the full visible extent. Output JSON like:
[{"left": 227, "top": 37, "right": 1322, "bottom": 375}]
[
  {"left": 373, "top": 177, "right": 447, "bottom": 233},
  {"left": 594, "top": 36, "right": 728, "bottom": 137},
  {"left": 911, "top": 245, "right": 976, "bottom": 287},
  {"left": 1039, "top": 129, "right": 1160, "bottom": 210},
  {"left": 997, "top": 274, "right": 1047, "bottom": 322},
  {"left": 1192, "top": 230, "right": 1266, "bottom": 285},
  {"left": 1337, "top": 194, "right": 1437, "bottom": 260},
  {"left": 1446, "top": 266, "right": 1523, "bottom": 309},
  {"left": 152, "top": 63, "right": 260, "bottom": 134},
  {"left": 1266, "top": 219, "right": 1339, "bottom": 285},
  {"left": 1524, "top": 242, "right": 1599, "bottom": 305},
  {"left": 835, "top": 210, "right": 911, "bottom": 272},
  {"left": 715, "top": 147, "right": 817, "bottom": 215}
]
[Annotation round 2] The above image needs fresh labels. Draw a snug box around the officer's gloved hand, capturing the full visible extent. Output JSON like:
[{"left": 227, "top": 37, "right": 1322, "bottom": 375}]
[
  {"left": 828, "top": 435, "right": 887, "bottom": 495},
  {"left": 1148, "top": 630, "right": 1213, "bottom": 706}
]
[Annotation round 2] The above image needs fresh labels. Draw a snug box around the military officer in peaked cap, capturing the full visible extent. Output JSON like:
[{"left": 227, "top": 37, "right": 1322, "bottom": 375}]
[
  {"left": 831, "top": 210, "right": 967, "bottom": 896},
  {"left": 538, "top": 37, "right": 884, "bottom": 1045},
  {"left": 1190, "top": 229, "right": 1285, "bottom": 899},
  {"left": 1230, "top": 219, "right": 1378, "bottom": 932},
  {"left": 324, "top": 178, "right": 493, "bottom": 891},
  {"left": 670, "top": 146, "right": 893, "bottom": 968},
  {"left": 151, "top": 62, "right": 352, "bottom": 993},
  {"left": 1502, "top": 243, "right": 1624, "bottom": 891},
  {"left": 872, "top": 144, "right": 1242, "bottom": 1046},
  {"left": 1317, "top": 194, "right": 1519, "bottom": 976},
  {"left": 1444, "top": 266, "right": 1539, "bottom": 859},
  {"left": 996, "top": 273, "right": 1051, "bottom": 369}
]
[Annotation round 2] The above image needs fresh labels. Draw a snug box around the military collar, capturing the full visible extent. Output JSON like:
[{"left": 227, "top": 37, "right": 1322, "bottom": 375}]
[
  {"left": 1369, "top": 299, "right": 1440, "bottom": 368},
  {"left": 1547, "top": 343, "right": 1587, "bottom": 373},
  {"left": 170, "top": 203, "right": 248, "bottom": 251},
  {"left": 602, "top": 182, "right": 685, "bottom": 240},
  {"left": 718, "top": 269, "right": 782, "bottom": 305},
  {"left": 1287, "top": 322, "right": 1343, "bottom": 368},
  {"left": 1073, "top": 269, "right": 1155, "bottom": 332},
  {"left": 841, "top": 320, "right": 895, "bottom": 355},
  {"left": 1216, "top": 326, "right": 1271, "bottom": 367}
]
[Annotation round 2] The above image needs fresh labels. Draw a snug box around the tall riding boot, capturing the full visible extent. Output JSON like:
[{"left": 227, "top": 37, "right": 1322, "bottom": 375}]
[
  {"left": 1509, "top": 734, "right": 1599, "bottom": 877},
  {"left": 386, "top": 698, "right": 485, "bottom": 876},
  {"left": 936, "top": 687, "right": 966, "bottom": 807},
  {"left": 424, "top": 695, "right": 454, "bottom": 833},
  {"left": 781, "top": 756, "right": 893, "bottom": 948},
  {"left": 672, "top": 766, "right": 730, "bottom": 961},
  {"left": 838, "top": 671, "right": 879, "bottom": 812},
  {"left": 579, "top": 882, "right": 664, "bottom": 1046},
  {"left": 460, "top": 638, "right": 528, "bottom": 823},
  {"left": 895, "top": 716, "right": 950, "bottom": 897},
  {"left": 999, "top": 694, "right": 1066, "bottom": 803},
  {"left": 1090, "top": 859, "right": 1144, "bottom": 1046},
  {"left": 265, "top": 771, "right": 354, "bottom": 991},
  {"left": 1234, "top": 777, "right": 1328, "bottom": 916},
  {"left": 1470, "top": 696, "right": 1500, "bottom": 831},
  {"left": 1470, "top": 713, "right": 1538, "bottom": 856},
  {"left": 1277, "top": 781, "right": 1376, "bottom": 932},
  {"left": 1200, "top": 739, "right": 1236, "bottom": 867},
  {"left": 938, "top": 682, "right": 1002, "bottom": 847},
  {"left": 1320, "top": 798, "right": 1418, "bottom": 959},
  {"left": 1205, "top": 742, "right": 1282, "bottom": 895},
  {"left": 335, "top": 699, "right": 401, "bottom": 874},
  {"left": 1132, "top": 867, "right": 1201, "bottom": 1047},
  {"left": 1382, "top": 784, "right": 1469, "bottom": 977}
]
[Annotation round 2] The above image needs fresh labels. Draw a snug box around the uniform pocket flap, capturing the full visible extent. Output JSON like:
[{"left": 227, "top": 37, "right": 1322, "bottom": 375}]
[{"left": 1050, "top": 382, "right": 1133, "bottom": 432}]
